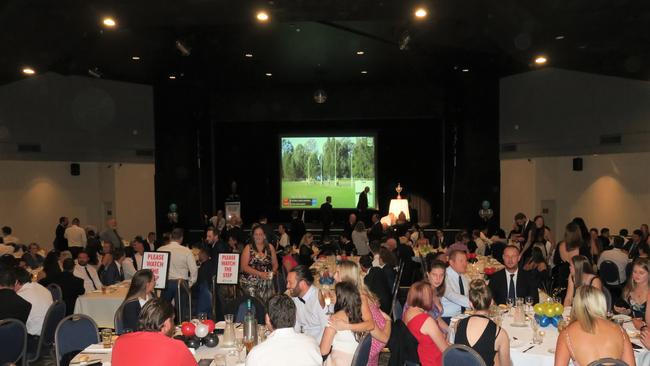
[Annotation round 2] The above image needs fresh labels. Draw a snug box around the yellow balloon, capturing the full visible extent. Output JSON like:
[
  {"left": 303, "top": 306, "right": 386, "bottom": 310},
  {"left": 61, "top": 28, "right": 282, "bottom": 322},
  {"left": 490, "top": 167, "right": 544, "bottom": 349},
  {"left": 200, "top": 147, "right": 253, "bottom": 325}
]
[
  {"left": 534, "top": 303, "right": 544, "bottom": 315},
  {"left": 553, "top": 303, "right": 564, "bottom": 316},
  {"left": 544, "top": 305, "right": 556, "bottom": 318}
]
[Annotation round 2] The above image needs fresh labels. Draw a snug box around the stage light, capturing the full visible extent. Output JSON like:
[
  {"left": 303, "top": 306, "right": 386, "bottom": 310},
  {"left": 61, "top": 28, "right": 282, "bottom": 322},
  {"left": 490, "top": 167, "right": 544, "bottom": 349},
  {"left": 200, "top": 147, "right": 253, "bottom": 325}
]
[
  {"left": 462, "top": 68, "right": 470, "bottom": 72},
  {"left": 169, "top": 75, "right": 176, "bottom": 80},
  {"left": 175, "top": 40, "right": 191, "bottom": 56},
  {"left": 555, "top": 35, "right": 565, "bottom": 40},
  {"left": 256, "top": 11, "right": 269, "bottom": 22},
  {"left": 361, "top": 70, "right": 368, "bottom": 74},
  {"left": 244, "top": 53, "right": 253, "bottom": 58},
  {"left": 535, "top": 56, "right": 548, "bottom": 64},
  {"left": 22, "top": 67, "right": 35, "bottom": 75},
  {"left": 102, "top": 17, "right": 116, "bottom": 27},
  {"left": 414, "top": 8, "right": 428, "bottom": 19},
  {"left": 265, "top": 73, "right": 272, "bottom": 77},
  {"left": 356, "top": 51, "right": 365, "bottom": 55},
  {"left": 132, "top": 56, "right": 140, "bottom": 60}
]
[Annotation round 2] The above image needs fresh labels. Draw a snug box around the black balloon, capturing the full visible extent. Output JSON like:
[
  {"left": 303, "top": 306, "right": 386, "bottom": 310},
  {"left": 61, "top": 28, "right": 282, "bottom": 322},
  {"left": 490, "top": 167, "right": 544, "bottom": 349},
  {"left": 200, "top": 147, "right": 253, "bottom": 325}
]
[
  {"left": 186, "top": 336, "right": 201, "bottom": 349},
  {"left": 203, "top": 333, "right": 219, "bottom": 348}
]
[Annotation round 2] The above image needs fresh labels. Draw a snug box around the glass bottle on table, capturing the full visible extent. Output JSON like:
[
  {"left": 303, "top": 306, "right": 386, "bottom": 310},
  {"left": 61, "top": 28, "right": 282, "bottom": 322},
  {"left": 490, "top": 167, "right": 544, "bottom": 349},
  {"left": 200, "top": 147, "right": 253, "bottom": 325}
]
[{"left": 243, "top": 299, "right": 257, "bottom": 349}]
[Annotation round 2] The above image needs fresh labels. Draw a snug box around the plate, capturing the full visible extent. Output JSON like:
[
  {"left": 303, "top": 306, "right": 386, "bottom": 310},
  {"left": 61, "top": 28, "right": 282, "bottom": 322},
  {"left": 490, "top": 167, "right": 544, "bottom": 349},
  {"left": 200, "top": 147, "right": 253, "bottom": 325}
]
[{"left": 611, "top": 314, "right": 631, "bottom": 322}]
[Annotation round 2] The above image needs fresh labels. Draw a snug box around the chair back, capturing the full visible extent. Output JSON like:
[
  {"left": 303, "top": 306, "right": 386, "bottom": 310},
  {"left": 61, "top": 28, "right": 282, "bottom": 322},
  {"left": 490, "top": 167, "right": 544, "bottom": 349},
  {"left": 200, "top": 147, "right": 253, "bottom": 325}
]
[
  {"left": 350, "top": 333, "right": 372, "bottom": 366},
  {"left": 442, "top": 344, "right": 487, "bottom": 366},
  {"left": 0, "top": 318, "right": 27, "bottom": 366},
  {"left": 392, "top": 262, "right": 404, "bottom": 296},
  {"left": 47, "top": 283, "right": 63, "bottom": 301},
  {"left": 28, "top": 301, "right": 67, "bottom": 363},
  {"left": 586, "top": 358, "right": 629, "bottom": 366},
  {"left": 601, "top": 286, "right": 613, "bottom": 312},
  {"left": 392, "top": 299, "right": 403, "bottom": 321},
  {"left": 599, "top": 261, "right": 621, "bottom": 285},
  {"left": 54, "top": 314, "right": 99, "bottom": 366}
]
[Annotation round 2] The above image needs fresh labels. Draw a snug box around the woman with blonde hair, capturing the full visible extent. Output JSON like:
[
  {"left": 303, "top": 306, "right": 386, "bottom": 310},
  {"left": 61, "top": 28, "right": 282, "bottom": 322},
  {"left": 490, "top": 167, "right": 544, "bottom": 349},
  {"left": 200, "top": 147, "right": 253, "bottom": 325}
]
[
  {"left": 563, "top": 255, "right": 602, "bottom": 307},
  {"left": 614, "top": 258, "right": 650, "bottom": 330},
  {"left": 555, "top": 286, "right": 636, "bottom": 366},
  {"left": 332, "top": 260, "right": 385, "bottom": 366},
  {"left": 298, "top": 232, "right": 317, "bottom": 266}
]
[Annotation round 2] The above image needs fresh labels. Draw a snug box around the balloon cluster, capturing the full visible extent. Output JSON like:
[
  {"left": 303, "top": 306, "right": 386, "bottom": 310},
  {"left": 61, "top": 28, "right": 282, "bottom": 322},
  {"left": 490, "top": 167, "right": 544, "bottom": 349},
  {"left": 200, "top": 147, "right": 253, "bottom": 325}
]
[
  {"left": 533, "top": 302, "right": 564, "bottom": 327},
  {"left": 176, "top": 319, "right": 219, "bottom": 348}
]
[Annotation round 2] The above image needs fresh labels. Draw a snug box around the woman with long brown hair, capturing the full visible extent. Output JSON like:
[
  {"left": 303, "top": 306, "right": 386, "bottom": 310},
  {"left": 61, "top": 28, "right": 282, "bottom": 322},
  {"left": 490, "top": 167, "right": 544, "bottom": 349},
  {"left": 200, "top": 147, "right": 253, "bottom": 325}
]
[
  {"left": 320, "top": 281, "right": 365, "bottom": 366},
  {"left": 563, "top": 255, "right": 602, "bottom": 307},
  {"left": 614, "top": 258, "right": 650, "bottom": 330}
]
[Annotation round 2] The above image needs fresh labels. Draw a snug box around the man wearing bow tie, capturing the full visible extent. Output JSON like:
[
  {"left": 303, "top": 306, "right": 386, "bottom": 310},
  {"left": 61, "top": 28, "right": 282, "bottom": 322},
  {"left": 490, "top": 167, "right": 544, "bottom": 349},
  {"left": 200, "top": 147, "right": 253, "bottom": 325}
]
[{"left": 286, "top": 265, "right": 329, "bottom": 343}]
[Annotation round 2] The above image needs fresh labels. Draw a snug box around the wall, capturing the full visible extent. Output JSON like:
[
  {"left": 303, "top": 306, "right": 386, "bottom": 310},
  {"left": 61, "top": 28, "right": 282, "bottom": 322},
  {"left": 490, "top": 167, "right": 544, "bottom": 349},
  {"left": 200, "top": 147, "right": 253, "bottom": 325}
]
[
  {"left": 0, "top": 160, "right": 155, "bottom": 247},
  {"left": 500, "top": 153, "right": 650, "bottom": 241},
  {"left": 500, "top": 68, "right": 650, "bottom": 158}
]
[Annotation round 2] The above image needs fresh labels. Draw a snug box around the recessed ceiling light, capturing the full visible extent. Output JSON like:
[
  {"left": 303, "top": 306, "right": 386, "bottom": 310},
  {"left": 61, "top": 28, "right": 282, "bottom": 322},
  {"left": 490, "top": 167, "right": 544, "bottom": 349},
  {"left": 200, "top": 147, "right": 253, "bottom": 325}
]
[
  {"left": 132, "top": 56, "right": 140, "bottom": 60},
  {"left": 534, "top": 56, "right": 548, "bottom": 65},
  {"left": 244, "top": 53, "right": 253, "bottom": 58},
  {"left": 22, "top": 67, "right": 35, "bottom": 75},
  {"left": 414, "top": 8, "right": 428, "bottom": 19},
  {"left": 555, "top": 35, "right": 565, "bottom": 40},
  {"left": 361, "top": 70, "right": 368, "bottom": 74},
  {"left": 256, "top": 11, "right": 269, "bottom": 22},
  {"left": 102, "top": 17, "right": 116, "bottom": 27},
  {"left": 356, "top": 51, "right": 365, "bottom": 55},
  {"left": 265, "top": 73, "right": 272, "bottom": 77},
  {"left": 462, "top": 68, "right": 470, "bottom": 72},
  {"left": 169, "top": 75, "right": 176, "bottom": 80}
]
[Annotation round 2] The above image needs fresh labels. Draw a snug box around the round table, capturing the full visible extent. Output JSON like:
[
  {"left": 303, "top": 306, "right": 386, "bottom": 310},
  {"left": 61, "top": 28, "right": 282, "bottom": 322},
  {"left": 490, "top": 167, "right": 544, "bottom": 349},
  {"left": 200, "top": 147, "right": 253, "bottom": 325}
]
[{"left": 74, "top": 282, "right": 130, "bottom": 328}]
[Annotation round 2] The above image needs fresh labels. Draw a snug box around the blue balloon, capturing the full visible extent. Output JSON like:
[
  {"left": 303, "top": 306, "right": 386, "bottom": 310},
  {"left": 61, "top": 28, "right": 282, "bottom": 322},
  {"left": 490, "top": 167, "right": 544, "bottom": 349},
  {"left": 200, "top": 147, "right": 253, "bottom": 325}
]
[
  {"left": 550, "top": 316, "right": 559, "bottom": 327},
  {"left": 169, "top": 203, "right": 177, "bottom": 212},
  {"left": 539, "top": 316, "right": 551, "bottom": 327},
  {"left": 481, "top": 200, "right": 491, "bottom": 209}
]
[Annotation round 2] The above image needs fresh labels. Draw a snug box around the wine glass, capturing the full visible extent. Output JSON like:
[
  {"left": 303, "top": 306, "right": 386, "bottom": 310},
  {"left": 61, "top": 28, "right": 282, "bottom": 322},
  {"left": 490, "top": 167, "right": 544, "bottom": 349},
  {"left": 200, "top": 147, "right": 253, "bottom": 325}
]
[
  {"left": 525, "top": 296, "right": 534, "bottom": 313},
  {"left": 506, "top": 297, "right": 514, "bottom": 311},
  {"left": 323, "top": 291, "right": 333, "bottom": 315},
  {"left": 235, "top": 337, "right": 245, "bottom": 361}
]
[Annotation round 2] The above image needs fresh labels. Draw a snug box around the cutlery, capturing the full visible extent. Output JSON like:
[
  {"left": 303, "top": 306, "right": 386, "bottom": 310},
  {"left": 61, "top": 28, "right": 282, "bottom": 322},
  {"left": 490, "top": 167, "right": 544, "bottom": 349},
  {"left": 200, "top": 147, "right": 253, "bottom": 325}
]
[{"left": 522, "top": 345, "right": 535, "bottom": 353}]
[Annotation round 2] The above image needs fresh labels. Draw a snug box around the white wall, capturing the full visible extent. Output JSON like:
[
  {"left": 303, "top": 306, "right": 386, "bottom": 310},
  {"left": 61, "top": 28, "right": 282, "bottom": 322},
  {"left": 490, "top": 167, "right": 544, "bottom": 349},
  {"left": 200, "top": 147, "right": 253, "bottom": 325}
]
[
  {"left": 0, "top": 160, "right": 155, "bottom": 247},
  {"left": 500, "top": 153, "right": 650, "bottom": 241}
]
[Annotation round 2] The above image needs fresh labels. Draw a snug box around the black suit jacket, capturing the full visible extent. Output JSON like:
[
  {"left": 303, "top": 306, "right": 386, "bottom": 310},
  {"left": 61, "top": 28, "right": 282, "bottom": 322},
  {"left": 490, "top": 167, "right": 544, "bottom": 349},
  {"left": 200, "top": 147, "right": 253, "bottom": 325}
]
[
  {"left": 364, "top": 267, "right": 392, "bottom": 314},
  {"left": 54, "top": 224, "right": 68, "bottom": 251},
  {"left": 0, "top": 288, "right": 32, "bottom": 323},
  {"left": 53, "top": 272, "right": 85, "bottom": 315},
  {"left": 121, "top": 299, "right": 142, "bottom": 333},
  {"left": 357, "top": 192, "right": 368, "bottom": 211},
  {"left": 369, "top": 222, "right": 383, "bottom": 242},
  {"left": 488, "top": 269, "right": 539, "bottom": 306},
  {"left": 320, "top": 203, "right": 333, "bottom": 225},
  {"left": 289, "top": 219, "right": 306, "bottom": 246},
  {"left": 99, "top": 262, "right": 122, "bottom": 286}
]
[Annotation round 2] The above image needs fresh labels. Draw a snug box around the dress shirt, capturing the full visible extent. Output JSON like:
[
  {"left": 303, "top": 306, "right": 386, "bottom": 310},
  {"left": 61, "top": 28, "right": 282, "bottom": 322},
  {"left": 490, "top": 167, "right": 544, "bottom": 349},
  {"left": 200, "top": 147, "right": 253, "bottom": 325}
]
[
  {"left": 17, "top": 282, "right": 53, "bottom": 335},
  {"left": 505, "top": 269, "right": 519, "bottom": 299},
  {"left": 121, "top": 258, "right": 137, "bottom": 280},
  {"left": 441, "top": 266, "right": 471, "bottom": 318},
  {"left": 64, "top": 225, "right": 87, "bottom": 247},
  {"left": 2, "top": 235, "right": 19, "bottom": 244},
  {"left": 0, "top": 244, "right": 14, "bottom": 256},
  {"left": 598, "top": 248, "right": 631, "bottom": 284},
  {"left": 246, "top": 327, "right": 322, "bottom": 366},
  {"left": 74, "top": 263, "right": 102, "bottom": 293},
  {"left": 158, "top": 241, "right": 198, "bottom": 286},
  {"left": 293, "top": 285, "right": 329, "bottom": 343},
  {"left": 134, "top": 253, "right": 143, "bottom": 270}
]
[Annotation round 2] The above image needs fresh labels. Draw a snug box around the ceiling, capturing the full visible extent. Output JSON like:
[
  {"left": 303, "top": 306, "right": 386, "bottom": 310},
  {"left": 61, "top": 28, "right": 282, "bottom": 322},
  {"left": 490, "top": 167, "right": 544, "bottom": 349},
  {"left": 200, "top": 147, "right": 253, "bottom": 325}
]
[{"left": 1, "top": 0, "right": 649, "bottom": 87}]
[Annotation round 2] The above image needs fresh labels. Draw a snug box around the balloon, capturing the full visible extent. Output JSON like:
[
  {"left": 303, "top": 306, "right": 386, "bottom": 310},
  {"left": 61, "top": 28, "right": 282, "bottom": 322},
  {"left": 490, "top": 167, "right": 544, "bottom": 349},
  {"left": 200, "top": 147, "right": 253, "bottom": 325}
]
[
  {"left": 533, "top": 303, "right": 544, "bottom": 315},
  {"left": 195, "top": 323, "right": 209, "bottom": 338},
  {"left": 539, "top": 316, "right": 551, "bottom": 327},
  {"left": 202, "top": 319, "right": 215, "bottom": 333},
  {"left": 553, "top": 303, "right": 564, "bottom": 316},
  {"left": 544, "top": 305, "right": 556, "bottom": 318},
  {"left": 181, "top": 321, "right": 195, "bottom": 337},
  {"left": 169, "top": 203, "right": 178, "bottom": 212},
  {"left": 185, "top": 336, "right": 201, "bottom": 349},
  {"left": 482, "top": 200, "right": 491, "bottom": 209},
  {"left": 550, "top": 316, "right": 559, "bottom": 327},
  {"left": 203, "top": 333, "right": 219, "bottom": 348}
]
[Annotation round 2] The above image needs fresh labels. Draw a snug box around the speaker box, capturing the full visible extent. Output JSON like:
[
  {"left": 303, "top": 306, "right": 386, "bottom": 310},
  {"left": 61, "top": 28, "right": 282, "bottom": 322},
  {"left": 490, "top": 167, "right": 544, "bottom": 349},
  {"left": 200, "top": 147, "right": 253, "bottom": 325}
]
[
  {"left": 70, "top": 163, "right": 80, "bottom": 176},
  {"left": 572, "top": 158, "right": 583, "bottom": 171}
]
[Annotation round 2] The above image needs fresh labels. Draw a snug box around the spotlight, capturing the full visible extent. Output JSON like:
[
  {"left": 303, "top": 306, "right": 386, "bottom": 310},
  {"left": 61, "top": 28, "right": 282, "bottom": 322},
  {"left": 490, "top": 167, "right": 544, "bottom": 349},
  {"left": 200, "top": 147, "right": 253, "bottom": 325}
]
[
  {"left": 414, "top": 8, "right": 428, "bottom": 19},
  {"left": 175, "top": 40, "right": 191, "bottom": 56},
  {"left": 361, "top": 70, "right": 368, "bottom": 74},
  {"left": 265, "top": 73, "right": 272, "bottom": 77},
  {"left": 256, "top": 11, "right": 269, "bottom": 22},
  {"left": 356, "top": 51, "right": 365, "bottom": 55},
  {"left": 462, "top": 68, "right": 470, "bottom": 72},
  {"left": 313, "top": 89, "right": 327, "bottom": 104},
  {"left": 132, "top": 56, "right": 140, "bottom": 60},
  {"left": 22, "top": 67, "right": 35, "bottom": 75},
  {"left": 102, "top": 17, "right": 116, "bottom": 27},
  {"left": 244, "top": 53, "right": 253, "bottom": 58},
  {"left": 169, "top": 75, "right": 176, "bottom": 80},
  {"left": 534, "top": 56, "right": 547, "bottom": 65},
  {"left": 555, "top": 35, "right": 565, "bottom": 40}
]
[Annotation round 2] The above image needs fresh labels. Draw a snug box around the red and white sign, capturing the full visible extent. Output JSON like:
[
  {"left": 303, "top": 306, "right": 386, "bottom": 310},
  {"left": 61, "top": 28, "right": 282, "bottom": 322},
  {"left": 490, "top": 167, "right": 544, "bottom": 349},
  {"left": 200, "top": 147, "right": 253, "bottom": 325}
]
[
  {"left": 141, "top": 251, "right": 171, "bottom": 289},
  {"left": 216, "top": 253, "right": 240, "bottom": 284}
]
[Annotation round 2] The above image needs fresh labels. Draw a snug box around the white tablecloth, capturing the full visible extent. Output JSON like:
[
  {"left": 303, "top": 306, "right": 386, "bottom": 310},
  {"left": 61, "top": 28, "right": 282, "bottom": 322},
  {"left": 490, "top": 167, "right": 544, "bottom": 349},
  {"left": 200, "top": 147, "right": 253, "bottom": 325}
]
[
  {"left": 74, "top": 283, "right": 130, "bottom": 328},
  {"left": 451, "top": 311, "right": 649, "bottom": 366}
]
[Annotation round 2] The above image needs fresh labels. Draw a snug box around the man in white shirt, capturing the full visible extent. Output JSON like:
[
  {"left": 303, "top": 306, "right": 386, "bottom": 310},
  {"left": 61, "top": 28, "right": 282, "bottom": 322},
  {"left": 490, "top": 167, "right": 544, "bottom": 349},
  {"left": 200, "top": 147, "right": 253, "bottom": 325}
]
[
  {"left": 158, "top": 228, "right": 198, "bottom": 321},
  {"left": 15, "top": 268, "right": 53, "bottom": 336},
  {"left": 1, "top": 226, "right": 19, "bottom": 245},
  {"left": 64, "top": 218, "right": 87, "bottom": 257},
  {"left": 441, "top": 249, "right": 471, "bottom": 322},
  {"left": 74, "top": 251, "right": 102, "bottom": 293},
  {"left": 277, "top": 224, "right": 290, "bottom": 248},
  {"left": 246, "top": 293, "right": 322, "bottom": 366},
  {"left": 598, "top": 237, "right": 631, "bottom": 284},
  {"left": 0, "top": 242, "right": 13, "bottom": 256},
  {"left": 287, "top": 265, "right": 329, "bottom": 343}
]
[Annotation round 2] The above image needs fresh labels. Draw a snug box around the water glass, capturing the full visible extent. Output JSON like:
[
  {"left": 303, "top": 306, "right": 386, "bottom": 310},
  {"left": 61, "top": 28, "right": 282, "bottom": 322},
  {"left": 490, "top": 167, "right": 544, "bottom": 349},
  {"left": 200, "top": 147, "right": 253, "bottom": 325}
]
[
  {"left": 533, "top": 329, "right": 544, "bottom": 345},
  {"left": 213, "top": 354, "right": 226, "bottom": 366},
  {"left": 198, "top": 313, "right": 207, "bottom": 321},
  {"left": 506, "top": 298, "right": 514, "bottom": 309},
  {"left": 525, "top": 296, "right": 534, "bottom": 313},
  {"left": 516, "top": 297, "right": 524, "bottom": 307},
  {"left": 101, "top": 329, "right": 113, "bottom": 348}
]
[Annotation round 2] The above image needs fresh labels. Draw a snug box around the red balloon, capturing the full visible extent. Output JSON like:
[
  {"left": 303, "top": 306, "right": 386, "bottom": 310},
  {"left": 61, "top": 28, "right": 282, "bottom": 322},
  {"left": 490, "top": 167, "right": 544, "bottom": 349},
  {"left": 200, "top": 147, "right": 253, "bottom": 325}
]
[
  {"left": 202, "top": 319, "right": 215, "bottom": 333},
  {"left": 181, "top": 321, "right": 195, "bottom": 337}
]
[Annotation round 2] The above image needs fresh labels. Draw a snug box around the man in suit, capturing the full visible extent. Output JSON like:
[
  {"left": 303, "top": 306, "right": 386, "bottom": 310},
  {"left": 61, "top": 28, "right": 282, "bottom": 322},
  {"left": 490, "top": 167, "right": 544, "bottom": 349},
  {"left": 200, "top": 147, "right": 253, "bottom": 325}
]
[
  {"left": 359, "top": 256, "right": 391, "bottom": 314},
  {"left": 356, "top": 186, "right": 370, "bottom": 223},
  {"left": 54, "top": 216, "right": 69, "bottom": 252},
  {"left": 52, "top": 259, "right": 85, "bottom": 315},
  {"left": 625, "top": 230, "right": 644, "bottom": 259},
  {"left": 320, "top": 196, "right": 333, "bottom": 239},
  {"left": 194, "top": 248, "right": 217, "bottom": 317},
  {"left": 100, "top": 218, "right": 124, "bottom": 250},
  {"left": 0, "top": 267, "right": 32, "bottom": 323},
  {"left": 488, "top": 245, "right": 539, "bottom": 306},
  {"left": 74, "top": 251, "right": 102, "bottom": 293},
  {"left": 98, "top": 251, "right": 122, "bottom": 285},
  {"left": 288, "top": 211, "right": 306, "bottom": 246},
  {"left": 441, "top": 250, "right": 471, "bottom": 322},
  {"left": 368, "top": 213, "right": 383, "bottom": 242}
]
